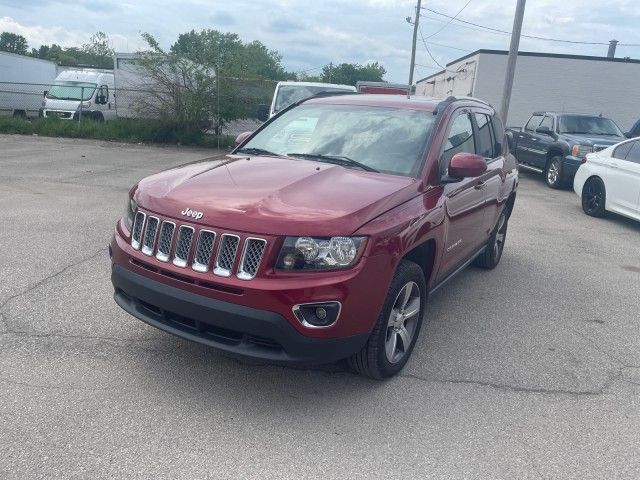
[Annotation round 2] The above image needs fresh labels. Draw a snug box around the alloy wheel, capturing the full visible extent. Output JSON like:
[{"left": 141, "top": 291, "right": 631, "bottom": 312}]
[
  {"left": 583, "top": 181, "right": 604, "bottom": 214},
  {"left": 385, "top": 281, "right": 421, "bottom": 364},
  {"left": 547, "top": 160, "right": 560, "bottom": 186},
  {"left": 493, "top": 213, "right": 507, "bottom": 259}
]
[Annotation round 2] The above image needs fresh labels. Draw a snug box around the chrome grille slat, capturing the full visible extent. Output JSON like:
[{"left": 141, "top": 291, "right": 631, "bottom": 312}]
[
  {"left": 214, "top": 234, "right": 240, "bottom": 277},
  {"left": 173, "top": 226, "right": 195, "bottom": 268},
  {"left": 141, "top": 216, "right": 159, "bottom": 256},
  {"left": 237, "top": 238, "right": 267, "bottom": 280},
  {"left": 131, "top": 211, "right": 146, "bottom": 250},
  {"left": 192, "top": 230, "right": 216, "bottom": 272},
  {"left": 155, "top": 221, "right": 175, "bottom": 262}
]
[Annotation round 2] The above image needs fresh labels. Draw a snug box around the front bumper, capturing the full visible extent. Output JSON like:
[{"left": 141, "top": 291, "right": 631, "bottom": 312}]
[
  {"left": 562, "top": 156, "right": 583, "bottom": 182},
  {"left": 112, "top": 263, "right": 369, "bottom": 364}
]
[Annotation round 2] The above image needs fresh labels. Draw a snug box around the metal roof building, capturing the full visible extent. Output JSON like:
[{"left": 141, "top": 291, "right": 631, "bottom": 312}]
[{"left": 415, "top": 49, "right": 640, "bottom": 130}]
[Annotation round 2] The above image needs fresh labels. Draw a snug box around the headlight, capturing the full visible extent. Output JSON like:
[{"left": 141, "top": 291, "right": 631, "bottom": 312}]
[
  {"left": 571, "top": 144, "right": 593, "bottom": 157},
  {"left": 124, "top": 196, "right": 137, "bottom": 231},
  {"left": 276, "top": 236, "right": 367, "bottom": 271}
]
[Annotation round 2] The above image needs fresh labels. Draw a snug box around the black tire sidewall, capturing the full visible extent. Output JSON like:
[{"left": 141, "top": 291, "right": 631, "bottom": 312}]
[
  {"left": 582, "top": 177, "right": 606, "bottom": 217},
  {"left": 372, "top": 261, "right": 427, "bottom": 378}
]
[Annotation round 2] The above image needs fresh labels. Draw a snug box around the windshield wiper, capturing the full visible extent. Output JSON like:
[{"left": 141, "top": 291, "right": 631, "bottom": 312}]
[
  {"left": 287, "top": 153, "right": 379, "bottom": 173},
  {"left": 235, "top": 147, "right": 285, "bottom": 157}
]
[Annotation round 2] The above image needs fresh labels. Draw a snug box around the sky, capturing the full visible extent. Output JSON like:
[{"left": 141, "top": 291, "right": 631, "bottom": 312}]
[{"left": 2, "top": 0, "right": 640, "bottom": 83}]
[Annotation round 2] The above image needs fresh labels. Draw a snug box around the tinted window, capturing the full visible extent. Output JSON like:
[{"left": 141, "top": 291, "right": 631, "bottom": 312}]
[
  {"left": 625, "top": 141, "right": 640, "bottom": 164},
  {"left": 442, "top": 114, "right": 475, "bottom": 168},
  {"left": 558, "top": 115, "right": 624, "bottom": 136},
  {"left": 525, "top": 115, "right": 543, "bottom": 131},
  {"left": 540, "top": 115, "right": 553, "bottom": 130},
  {"left": 475, "top": 113, "right": 494, "bottom": 158},
  {"left": 241, "top": 104, "right": 435, "bottom": 177},
  {"left": 491, "top": 115, "right": 506, "bottom": 155},
  {"left": 613, "top": 142, "right": 633, "bottom": 160}
]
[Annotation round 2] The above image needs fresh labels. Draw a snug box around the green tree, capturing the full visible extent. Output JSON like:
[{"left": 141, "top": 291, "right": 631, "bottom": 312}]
[
  {"left": 0, "top": 32, "right": 29, "bottom": 55},
  {"left": 82, "top": 31, "right": 115, "bottom": 58},
  {"left": 319, "top": 62, "right": 386, "bottom": 86}
]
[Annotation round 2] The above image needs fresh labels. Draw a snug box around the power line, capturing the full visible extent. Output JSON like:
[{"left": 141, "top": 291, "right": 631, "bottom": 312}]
[
  {"left": 422, "top": 7, "right": 640, "bottom": 47},
  {"left": 419, "top": 25, "right": 463, "bottom": 73},
  {"left": 424, "top": 0, "right": 474, "bottom": 39}
]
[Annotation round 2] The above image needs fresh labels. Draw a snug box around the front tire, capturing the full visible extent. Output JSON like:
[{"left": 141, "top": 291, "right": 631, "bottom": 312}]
[
  {"left": 581, "top": 177, "right": 606, "bottom": 217},
  {"left": 546, "top": 156, "right": 563, "bottom": 189},
  {"left": 348, "top": 260, "right": 426, "bottom": 379}
]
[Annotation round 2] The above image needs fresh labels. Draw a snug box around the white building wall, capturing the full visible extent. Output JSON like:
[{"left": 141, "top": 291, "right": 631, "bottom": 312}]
[
  {"left": 473, "top": 52, "right": 640, "bottom": 130},
  {"left": 416, "top": 51, "right": 640, "bottom": 131}
]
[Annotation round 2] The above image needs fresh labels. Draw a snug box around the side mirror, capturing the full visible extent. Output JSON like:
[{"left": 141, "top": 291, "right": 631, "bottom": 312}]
[
  {"left": 235, "top": 131, "right": 253, "bottom": 146},
  {"left": 43, "top": 90, "right": 48, "bottom": 97},
  {"left": 447, "top": 152, "right": 487, "bottom": 179},
  {"left": 256, "top": 104, "right": 269, "bottom": 122},
  {"left": 535, "top": 126, "right": 553, "bottom": 136}
]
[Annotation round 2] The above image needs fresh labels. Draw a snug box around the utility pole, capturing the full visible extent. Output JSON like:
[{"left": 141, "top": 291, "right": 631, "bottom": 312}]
[
  {"left": 407, "top": 0, "right": 422, "bottom": 98},
  {"left": 500, "top": 0, "right": 526, "bottom": 124}
]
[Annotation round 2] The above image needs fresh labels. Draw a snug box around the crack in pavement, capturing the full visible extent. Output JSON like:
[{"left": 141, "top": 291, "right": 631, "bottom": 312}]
[
  {"left": 0, "top": 249, "right": 105, "bottom": 333},
  {"left": 399, "top": 369, "right": 625, "bottom": 397}
]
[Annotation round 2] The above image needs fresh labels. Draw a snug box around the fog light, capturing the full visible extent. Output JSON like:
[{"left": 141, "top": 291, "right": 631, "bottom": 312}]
[{"left": 292, "top": 302, "right": 341, "bottom": 328}]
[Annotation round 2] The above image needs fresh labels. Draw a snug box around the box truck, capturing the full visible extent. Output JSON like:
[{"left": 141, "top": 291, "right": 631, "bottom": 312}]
[{"left": 0, "top": 51, "right": 58, "bottom": 118}]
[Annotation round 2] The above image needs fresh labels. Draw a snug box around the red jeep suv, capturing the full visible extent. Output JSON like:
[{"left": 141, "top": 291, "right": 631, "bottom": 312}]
[{"left": 110, "top": 94, "right": 518, "bottom": 378}]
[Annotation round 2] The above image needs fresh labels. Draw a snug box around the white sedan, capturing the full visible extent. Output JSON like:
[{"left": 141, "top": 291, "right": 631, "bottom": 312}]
[{"left": 574, "top": 138, "right": 640, "bottom": 221}]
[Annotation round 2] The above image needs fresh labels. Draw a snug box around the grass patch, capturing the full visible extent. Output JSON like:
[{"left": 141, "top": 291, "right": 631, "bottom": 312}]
[{"left": 0, "top": 116, "right": 235, "bottom": 149}]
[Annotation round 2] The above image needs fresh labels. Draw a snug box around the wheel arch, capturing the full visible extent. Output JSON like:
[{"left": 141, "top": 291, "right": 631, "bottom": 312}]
[{"left": 401, "top": 239, "right": 436, "bottom": 288}]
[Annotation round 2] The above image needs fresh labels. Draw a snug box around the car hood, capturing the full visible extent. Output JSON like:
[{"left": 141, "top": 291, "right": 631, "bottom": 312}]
[
  {"left": 45, "top": 98, "right": 81, "bottom": 110},
  {"left": 561, "top": 133, "right": 625, "bottom": 146},
  {"left": 135, "top": 154, "right": 420, "bottom": 236}
]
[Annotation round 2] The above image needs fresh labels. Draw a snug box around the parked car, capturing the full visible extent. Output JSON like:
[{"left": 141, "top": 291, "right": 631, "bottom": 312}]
[
  {"left": 356, "top": 81, "right": 410, "bottom": 95},
  {"left": 267, "top": 81, "right": 356, "bottom": 118},
  {"left": 574, "top": 138, "right": 640, "bottom": 221},
  {"left": 507, "top": 112, "right": 626, "bottom": 188},
  {"left": 110, "top": 94, "right": 518, "bottom": 379},
  {"left": 625, "top": 118, "right": 640, "bottom": 138}
]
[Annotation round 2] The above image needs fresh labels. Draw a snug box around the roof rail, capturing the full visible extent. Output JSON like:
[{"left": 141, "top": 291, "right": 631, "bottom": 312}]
[{"left": 434, "top": 95, "right": 492, "bottom": 115}]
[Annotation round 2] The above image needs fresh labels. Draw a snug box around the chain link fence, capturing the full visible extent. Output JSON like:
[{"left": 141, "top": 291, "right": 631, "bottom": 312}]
[{"left": 0, "top": 77, "right": 277, "bottom": 139}]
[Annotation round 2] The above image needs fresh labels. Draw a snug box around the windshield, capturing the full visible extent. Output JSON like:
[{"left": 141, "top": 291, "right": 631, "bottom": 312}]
[
  {"left": 558, "top": 115, "right": 624, "bottom": 136},
  {"left": 46, "top": 82, "right": 97, "bottom": 101},
  {"left": 241, "top": 104, "right": 434, "bottom": 177},
  {"left": 274, "top": 85, "right": 354, "bottom": 113}
]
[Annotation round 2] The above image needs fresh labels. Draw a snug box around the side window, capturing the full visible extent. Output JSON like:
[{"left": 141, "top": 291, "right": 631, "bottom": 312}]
[
  {"left": 624, "top": 141, "right": 640, "bottom": 164},
  {"left": 474, "top": 113, "right": 495, "bottom": 159},
  {"left": 491, "top": 115, "right": 506, "bottom": 155},
  {"left": 525, "top": 115, "right": 543, "bottom": 132},
  {"left": 102, "top": 85, "right": 109, "bottom": 102},
  {"left": 539, "top": 115, "right": 553, "bottom": 130},
  {"left": 442, "top": 113, "right": 475, "bottom": 170},
  {"left": 613, "top": 142, "right": 633, "bottom": 160}
]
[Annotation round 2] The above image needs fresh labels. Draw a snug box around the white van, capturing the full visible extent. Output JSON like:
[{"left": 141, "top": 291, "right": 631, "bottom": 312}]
[
  {"left": 42, "top": 70, "right": 115, "bottom": 121},
  {"left": 269, "top": 81, "right": 356, "bottom": 118}
]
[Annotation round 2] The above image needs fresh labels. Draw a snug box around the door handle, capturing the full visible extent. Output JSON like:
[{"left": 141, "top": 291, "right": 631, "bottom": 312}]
[
  {"left": 610, "top": 163, "right": 619, "bottom": 169},
  {"left": 474, "top": 181, "right": 486, "bottom": 190},
  {"left": 518, "top": 135, "right": 525, "bottom": 139}
]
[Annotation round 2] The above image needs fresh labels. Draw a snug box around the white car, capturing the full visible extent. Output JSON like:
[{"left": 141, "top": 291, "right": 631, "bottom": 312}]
[{"left": 573, "top": 137, "right": 640, "bottom": 221}]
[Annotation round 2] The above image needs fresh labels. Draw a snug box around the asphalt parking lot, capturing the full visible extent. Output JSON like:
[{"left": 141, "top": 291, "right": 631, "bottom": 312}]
[{"left": 1, "top": 134, "right": 639, "bottom": 479}]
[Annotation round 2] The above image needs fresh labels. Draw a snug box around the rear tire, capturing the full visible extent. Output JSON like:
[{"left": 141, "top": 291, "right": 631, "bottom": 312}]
[
  {"left": 545, "top": 156, "right": 563, "bottom": 189},
  {"left": 581, "top": 177, "right": 606, "bottom": 217},
  {"left": 93, "top": 112, "right": 105, "bottom": 122},
  {"left": 474, "top": 210, "right": 508, "bottom": 269},
  {"left": 348, "top": 260, "right": 426, "bottom": 379}
]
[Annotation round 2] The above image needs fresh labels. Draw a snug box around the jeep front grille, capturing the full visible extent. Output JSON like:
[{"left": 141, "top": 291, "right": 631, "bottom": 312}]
[
  {"left": 129, "top": 210, "right": 266, "bottom": 280},
  {"left": 238, "top": 238, "right": 267, "bottom": 280},
  {"left": 192, "top": 230, "right": 216, "bottom": 272},
  {"left": 173, "top": 226, "right": 195, "bottom": 268},
  {"left": 214, "top": 234, "right": 240, "bottom": 277},
  {"left": 141, "top": 216, "right": 159, "bottom": 256},
  {"left": 156, "top": 221, "right": 175, "bottom": 262},
  {"left": 131, "top": 211, "right": 146, "bottom": 250}
]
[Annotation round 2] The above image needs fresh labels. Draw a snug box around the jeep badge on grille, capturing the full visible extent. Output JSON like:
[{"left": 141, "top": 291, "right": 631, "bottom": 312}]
[{"left": 181, "top": 208, "right": 204, "bottom": 220}]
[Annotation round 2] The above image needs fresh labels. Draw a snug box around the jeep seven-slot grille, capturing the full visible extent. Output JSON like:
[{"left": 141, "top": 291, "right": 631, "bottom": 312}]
[
  {"left": 238, "top": 238, "right": 267, "bottom": 280},
  {"left": 131, "top": 211, "right": 265, "bottom": 280}
]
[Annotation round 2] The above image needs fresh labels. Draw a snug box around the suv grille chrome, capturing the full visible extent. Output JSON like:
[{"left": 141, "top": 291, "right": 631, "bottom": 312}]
[
  {"left": 214, "top": 234, "right": 240, "bottom": 277},
  {"left": 131, "top": 211, "right": 146, "bottom": 250},
  {"left": 141, "top": 216, "right": 159, "bottom": 256},
  {"left": 129, "top": 210, "right": 266, "bottom": 280},
  {"left": 238, "top": 238, "right": 267, "bottom": 280},
  {"left": 155, "top": 221, "right": 175, "bottom": 262},
  {"left": 192, "top": 230, "right": 216, "bottom": 272},
  {"left": 173, "top": 226, "right": 194, "bottom": 268}
]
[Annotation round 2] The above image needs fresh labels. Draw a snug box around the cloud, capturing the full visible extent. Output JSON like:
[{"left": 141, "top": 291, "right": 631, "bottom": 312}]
[{"left": 210, "top": 11, "right": 236, "bottom": 27}]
